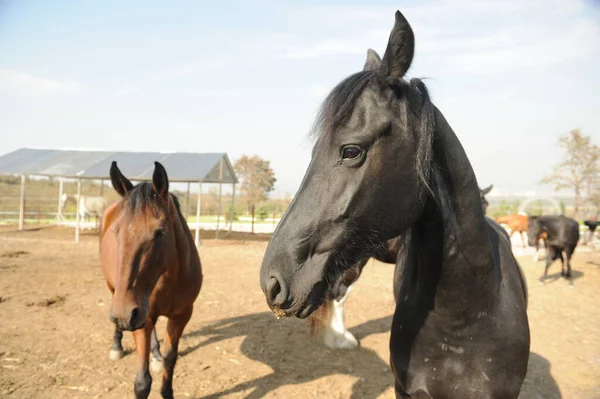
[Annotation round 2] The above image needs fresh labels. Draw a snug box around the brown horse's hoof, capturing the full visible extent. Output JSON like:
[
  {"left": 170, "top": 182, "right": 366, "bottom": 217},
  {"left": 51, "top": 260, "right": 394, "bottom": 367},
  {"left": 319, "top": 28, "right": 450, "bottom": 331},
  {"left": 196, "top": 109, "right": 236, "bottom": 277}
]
[{"left": 109, "top": 349, "right": 124, "bottom": 361}]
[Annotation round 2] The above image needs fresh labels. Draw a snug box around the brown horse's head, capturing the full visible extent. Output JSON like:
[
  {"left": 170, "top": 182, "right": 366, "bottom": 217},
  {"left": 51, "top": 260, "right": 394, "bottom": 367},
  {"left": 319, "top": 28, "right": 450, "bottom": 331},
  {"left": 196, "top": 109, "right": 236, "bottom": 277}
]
[{"left": 107, "top": 161, "right": 175, "bottom": 331}]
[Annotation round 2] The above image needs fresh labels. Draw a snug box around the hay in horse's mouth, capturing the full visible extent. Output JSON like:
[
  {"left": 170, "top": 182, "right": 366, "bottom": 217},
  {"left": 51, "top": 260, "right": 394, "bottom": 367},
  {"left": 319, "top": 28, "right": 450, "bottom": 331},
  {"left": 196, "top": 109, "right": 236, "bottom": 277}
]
[{"left": 270, "top": 306, "right": 288, "bottom": 319}]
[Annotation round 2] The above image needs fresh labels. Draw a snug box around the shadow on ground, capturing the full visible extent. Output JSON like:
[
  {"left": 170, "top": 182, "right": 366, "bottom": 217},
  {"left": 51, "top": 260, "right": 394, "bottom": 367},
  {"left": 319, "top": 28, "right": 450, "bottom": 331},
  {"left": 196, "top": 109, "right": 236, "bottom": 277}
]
[{"left": 183, "top": 312, "right": 393, "bottom": 399}]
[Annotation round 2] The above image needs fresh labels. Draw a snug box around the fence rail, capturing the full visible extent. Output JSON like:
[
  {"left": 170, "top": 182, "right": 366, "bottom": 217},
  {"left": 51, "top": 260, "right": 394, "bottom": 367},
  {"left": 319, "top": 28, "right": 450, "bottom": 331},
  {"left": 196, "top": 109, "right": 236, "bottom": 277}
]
[{"left": 0, "top": 209, "right": 281, "bottom": 234}]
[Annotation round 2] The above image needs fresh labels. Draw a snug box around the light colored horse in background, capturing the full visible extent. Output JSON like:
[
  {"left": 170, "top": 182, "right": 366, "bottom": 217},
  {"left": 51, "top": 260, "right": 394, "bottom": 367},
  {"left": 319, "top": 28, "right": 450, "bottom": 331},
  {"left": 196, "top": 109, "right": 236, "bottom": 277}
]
[{"left": 59, "top": 193, "right": 108, "bottom": 229}]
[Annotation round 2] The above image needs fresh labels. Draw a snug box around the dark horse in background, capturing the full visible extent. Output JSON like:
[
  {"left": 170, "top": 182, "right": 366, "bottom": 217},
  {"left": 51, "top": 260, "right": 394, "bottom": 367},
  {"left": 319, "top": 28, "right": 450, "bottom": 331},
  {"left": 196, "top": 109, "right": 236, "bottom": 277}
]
[
  {"left": 583, "top": 219, "right": 599, "bottom": 244},
  {"left": 307, "top": 184, "right": 495, "bottom": 349},
  {"left": 260, "top": 10, "right": 529, "bottom": 398},
  {"left": 528, "top": 215, "right": 579, "bottom": 281},
  {"left": 100, "top": 162, "right": 202, "bottom": 399}
]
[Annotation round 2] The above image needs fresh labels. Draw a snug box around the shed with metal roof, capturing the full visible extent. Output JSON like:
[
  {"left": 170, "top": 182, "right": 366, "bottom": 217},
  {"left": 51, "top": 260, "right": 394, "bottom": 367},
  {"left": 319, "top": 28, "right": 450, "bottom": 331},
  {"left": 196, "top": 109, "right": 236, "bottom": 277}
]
[{"left": 0, "top": 148, "right": 239, "bottom": 244}]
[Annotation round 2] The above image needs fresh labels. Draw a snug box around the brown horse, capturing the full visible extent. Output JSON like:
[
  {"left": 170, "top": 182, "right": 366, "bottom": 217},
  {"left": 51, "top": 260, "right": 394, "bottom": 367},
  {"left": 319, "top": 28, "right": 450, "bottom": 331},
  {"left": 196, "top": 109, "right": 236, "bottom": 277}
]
[
  {"left": 495, "top": 214, "right": 529, "bottom": 247},
  {"left": 100, "top": 161, "right": 202, "bottom": 399},
  {"left": 496, "top": 214, "right": 548, "bottom": 260}
]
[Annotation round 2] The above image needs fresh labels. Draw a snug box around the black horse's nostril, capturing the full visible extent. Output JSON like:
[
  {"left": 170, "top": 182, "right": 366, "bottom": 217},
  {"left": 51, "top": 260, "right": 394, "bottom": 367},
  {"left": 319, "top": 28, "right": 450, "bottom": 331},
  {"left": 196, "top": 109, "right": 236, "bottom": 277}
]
[
  {"left": 266, "top": 276, "right": 288, "bottom": 307},
  {"left": 266, "top": 277, "right": 281, "bottom": 304}
]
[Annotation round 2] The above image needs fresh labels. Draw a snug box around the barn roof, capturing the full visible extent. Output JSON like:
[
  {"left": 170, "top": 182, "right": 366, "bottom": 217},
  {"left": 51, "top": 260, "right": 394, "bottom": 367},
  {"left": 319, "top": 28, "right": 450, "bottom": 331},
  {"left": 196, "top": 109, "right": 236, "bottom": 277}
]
[{"left": 0, "top": 148, "right": 238, "bottom": 184}]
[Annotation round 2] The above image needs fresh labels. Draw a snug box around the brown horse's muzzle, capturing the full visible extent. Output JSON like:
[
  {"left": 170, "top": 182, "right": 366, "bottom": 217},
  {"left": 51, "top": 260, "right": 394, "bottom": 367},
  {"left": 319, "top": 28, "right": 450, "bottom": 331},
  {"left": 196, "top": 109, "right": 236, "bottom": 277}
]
[{"left": 110, "top": 295, "right": 147, "bottom": 331}]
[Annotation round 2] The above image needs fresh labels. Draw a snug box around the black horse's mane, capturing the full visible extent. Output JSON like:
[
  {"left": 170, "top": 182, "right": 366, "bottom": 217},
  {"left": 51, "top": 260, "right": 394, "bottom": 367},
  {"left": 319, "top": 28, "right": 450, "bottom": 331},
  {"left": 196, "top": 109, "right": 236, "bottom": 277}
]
[{"left": 311, "top": 70, "right": 454, "bottom": 226}]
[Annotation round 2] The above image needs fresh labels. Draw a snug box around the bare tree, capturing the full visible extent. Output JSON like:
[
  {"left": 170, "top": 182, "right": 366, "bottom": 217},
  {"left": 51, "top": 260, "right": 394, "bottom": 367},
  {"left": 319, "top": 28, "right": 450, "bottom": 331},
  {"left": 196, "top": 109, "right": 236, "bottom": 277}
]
[{"left": 541, "top": 129, "right": 599, "bottom": 219}]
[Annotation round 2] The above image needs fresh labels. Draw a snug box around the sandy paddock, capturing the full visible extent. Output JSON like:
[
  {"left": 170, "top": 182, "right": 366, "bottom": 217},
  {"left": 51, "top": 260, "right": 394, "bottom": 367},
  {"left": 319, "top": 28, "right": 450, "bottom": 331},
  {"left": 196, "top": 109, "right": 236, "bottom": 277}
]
[{"left": 0, "top": 225, "right": 599, "bottom": 398}]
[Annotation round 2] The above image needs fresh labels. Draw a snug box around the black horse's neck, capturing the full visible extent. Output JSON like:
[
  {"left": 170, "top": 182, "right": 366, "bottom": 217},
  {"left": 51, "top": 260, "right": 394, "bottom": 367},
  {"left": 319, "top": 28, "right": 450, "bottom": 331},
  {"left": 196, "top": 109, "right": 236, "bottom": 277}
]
[
  {"left": 431, "top": 106, "right": 493, "bottom": 265},
  {"left": 399, "top": 106, "right": 497, "bottom": 315}
]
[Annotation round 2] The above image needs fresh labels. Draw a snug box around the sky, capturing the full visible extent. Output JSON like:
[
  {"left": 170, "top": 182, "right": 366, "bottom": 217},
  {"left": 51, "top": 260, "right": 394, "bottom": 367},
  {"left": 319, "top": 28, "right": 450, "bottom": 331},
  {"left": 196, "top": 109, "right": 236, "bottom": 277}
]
[{"left": 0, "top": 0, "right": 599, "bottom": 198}]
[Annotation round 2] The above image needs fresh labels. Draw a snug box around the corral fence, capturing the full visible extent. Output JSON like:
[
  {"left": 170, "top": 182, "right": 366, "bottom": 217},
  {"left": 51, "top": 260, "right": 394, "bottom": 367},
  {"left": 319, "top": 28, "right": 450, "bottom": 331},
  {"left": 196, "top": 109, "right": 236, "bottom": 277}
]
[{"left": 0, "top": 194, "right": 282, "bottom": 235}]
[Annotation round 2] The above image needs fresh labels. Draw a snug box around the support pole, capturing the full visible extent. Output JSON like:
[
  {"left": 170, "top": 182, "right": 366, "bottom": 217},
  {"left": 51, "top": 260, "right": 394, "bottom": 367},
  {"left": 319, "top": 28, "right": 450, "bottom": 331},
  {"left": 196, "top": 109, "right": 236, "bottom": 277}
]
[
  {"left": 56, "top": 179, "right": 64, "bottom": 225},
  {"left": 75, "top": 179, "right": 82, "bottom": 243},
  {"left": 99, "top": 179, "right": 104, "bottom": 196},
  {"left": 194, "top": 182, "right": 202, "bottom": 247},
  {"left": 215, "top": 159, "right": 224, "bottom": 239},
  {"left": 18, "top": 175, "right": 26, "bottom": 230},
  {"left": 229, "top": 183, "right": 236, "bottom": 233},
  {"left": 185, "top": 182, "right": 191, "bottom": 218}
]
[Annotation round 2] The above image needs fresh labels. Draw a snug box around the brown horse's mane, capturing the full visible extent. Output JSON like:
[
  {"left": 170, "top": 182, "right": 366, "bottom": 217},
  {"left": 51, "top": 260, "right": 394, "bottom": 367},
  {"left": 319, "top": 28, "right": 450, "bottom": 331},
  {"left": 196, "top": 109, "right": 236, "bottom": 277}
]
[{"left": 169, "top": 192, "right": 189, "bottom": 233}]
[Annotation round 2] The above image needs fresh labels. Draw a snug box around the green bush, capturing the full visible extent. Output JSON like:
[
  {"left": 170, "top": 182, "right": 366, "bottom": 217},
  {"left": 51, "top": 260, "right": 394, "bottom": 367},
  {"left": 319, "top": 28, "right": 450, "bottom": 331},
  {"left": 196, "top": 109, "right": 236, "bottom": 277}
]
[{"left": 256, "top": 206, "right": 269, "bottom": 221}]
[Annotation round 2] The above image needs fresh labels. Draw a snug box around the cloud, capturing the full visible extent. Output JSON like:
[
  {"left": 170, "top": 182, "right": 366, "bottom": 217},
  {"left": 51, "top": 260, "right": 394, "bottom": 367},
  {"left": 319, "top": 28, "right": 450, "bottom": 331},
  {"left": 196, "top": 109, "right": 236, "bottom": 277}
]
[
  {"left": 309, "top": 85, "right": 331, "bottom": 98},
  {"left": 445, "top": 19, "right": 600, "bottom": 74},
  {"left": 282, "top": 30, "right": 389, "bottom": 60},
  {"left": 276, "top": 0, "right": 598, "bottom": 76},
  {"left": 0, "top": 68, "right": 82, "bottom": 98},
  {"left": 116, "top": 85, "right": 134, "bottom": 96}
]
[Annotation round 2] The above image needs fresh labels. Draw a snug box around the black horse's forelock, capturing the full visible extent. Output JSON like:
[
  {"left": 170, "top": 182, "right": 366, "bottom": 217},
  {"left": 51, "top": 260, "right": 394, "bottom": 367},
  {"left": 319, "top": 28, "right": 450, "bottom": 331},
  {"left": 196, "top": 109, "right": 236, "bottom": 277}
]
[
  {"left": 311, "top": 70, "right": 377, "bottom": 140},
  {"left": 311, "top": 71, "right": 441, "bottom": 206}
]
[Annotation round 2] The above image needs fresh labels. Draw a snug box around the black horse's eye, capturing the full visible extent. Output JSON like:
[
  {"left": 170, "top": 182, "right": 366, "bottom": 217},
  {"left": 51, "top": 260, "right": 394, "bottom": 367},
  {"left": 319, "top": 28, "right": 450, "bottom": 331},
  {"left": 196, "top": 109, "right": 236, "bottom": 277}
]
[
  {"left": 154, "top": 228, "right": 166, "bottom": 239},
  {"left": 341, "top": 145, "right": 362, "bottom": 160}
]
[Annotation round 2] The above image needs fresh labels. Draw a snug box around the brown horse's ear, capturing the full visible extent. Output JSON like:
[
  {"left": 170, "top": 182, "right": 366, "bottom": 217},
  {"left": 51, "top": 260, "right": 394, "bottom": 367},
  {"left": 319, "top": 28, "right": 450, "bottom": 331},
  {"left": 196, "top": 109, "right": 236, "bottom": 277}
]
[
  {"left": 110, "top": 161, "right": 133, "bottom": 197},
  {"left": 363, "top": 48, "right": 382, "bottom": 71},
  {"left": 380, "top": 10, "right": 415, "bottom": 80},
  {"left": 152, "top": 161, "right": 169, "bottom": 199},
  {"left": 480, "top": 184, "right": 493, "bottom": 195}
]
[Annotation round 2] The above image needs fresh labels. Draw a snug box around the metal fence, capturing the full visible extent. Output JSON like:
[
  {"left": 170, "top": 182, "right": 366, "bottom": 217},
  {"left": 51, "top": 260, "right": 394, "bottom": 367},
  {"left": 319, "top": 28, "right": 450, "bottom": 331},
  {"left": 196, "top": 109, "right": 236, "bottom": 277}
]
[{"left": 0, "top": 196, "right": 281, "bottom": 234}]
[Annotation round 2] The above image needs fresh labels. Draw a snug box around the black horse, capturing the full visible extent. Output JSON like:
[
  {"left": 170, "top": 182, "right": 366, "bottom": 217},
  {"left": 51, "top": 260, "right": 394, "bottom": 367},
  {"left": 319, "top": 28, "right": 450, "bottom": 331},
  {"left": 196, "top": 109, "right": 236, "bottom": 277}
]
[
  {"left": 583, "top": 219, "right": 599, "bottom": 244},
  {"left": 528, "top": 215, "right": 579, "bottom": 280},
  {"left": 328, "top": 184, "right": 495, "bottom": 302},
  {"left": 260, "top": 10, "right": 529, "bottom": 398}
]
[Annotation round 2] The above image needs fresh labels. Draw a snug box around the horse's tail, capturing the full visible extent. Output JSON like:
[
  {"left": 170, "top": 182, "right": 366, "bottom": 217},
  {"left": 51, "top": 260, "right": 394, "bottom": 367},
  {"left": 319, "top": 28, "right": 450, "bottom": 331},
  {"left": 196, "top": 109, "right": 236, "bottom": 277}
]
[{"left": 306, "top": 297, "right": 333, "bottom": 339}]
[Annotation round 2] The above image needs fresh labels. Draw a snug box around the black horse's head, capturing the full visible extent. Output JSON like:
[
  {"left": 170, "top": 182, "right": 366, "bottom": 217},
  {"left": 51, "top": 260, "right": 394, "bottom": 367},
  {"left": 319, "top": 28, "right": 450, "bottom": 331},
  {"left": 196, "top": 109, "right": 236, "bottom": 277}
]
[
  {"left": 527, "top": 216, "right": 543, "bottom": 247},
  {"left": 260, "top": 11, "right": 434, "bottom": 318},
  {"left": 480, "top": 184, "right": 493, "bottom": 214}
]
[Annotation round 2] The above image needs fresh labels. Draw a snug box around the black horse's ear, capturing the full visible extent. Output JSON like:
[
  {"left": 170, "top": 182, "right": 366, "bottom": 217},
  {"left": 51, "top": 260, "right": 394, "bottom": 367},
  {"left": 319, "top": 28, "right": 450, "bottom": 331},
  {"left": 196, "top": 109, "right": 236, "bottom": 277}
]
[
  {"left": 480, "top": 184, "right": 493, "bottom": 195},
  {"left": 152, "top": 161, "right": 169, "bottom": 199},
  {"left": 380, "top": 10, "right": 415, "bottom": 80},
  {"left": 110, "top": 161, "right": 133, "bottom": 197},
  {"left": 363, "top": 48, "right": 382, "bottom": 71}
]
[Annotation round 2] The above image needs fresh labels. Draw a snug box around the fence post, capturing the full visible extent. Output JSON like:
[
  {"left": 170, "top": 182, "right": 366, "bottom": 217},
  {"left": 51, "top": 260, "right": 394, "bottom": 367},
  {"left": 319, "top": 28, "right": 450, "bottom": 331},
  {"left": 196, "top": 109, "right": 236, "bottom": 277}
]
[
  {"left": 75, "top": 179, "right": 82, "bottom": 243},
  {"left": 18, "top": 175, "right": 26, "bottom": 230},
  {"left": 185, "top": 182, "right": 191, "bottom": 218},
  {"left": 229, "top": 183, "right": 236, "bottom": 233},
  {"left": 194, "top": 182, "right": 203, "bottom": 247},
  {"left": 56, "top": 179, "right": 64, "bottom": 225},
  {"left": 215, "top": 159, "right": 224, "bottom": 239}
]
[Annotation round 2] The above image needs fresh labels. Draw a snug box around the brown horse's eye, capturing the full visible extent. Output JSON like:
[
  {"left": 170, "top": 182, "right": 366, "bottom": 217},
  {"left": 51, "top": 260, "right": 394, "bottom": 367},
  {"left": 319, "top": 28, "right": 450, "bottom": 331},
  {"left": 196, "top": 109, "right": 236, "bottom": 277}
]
[
  {"left": 154, "top": 228, "right": 166, "bottom": 239},
  {"left": 341, "top": 145, "right": 362, "bottom": 160}
]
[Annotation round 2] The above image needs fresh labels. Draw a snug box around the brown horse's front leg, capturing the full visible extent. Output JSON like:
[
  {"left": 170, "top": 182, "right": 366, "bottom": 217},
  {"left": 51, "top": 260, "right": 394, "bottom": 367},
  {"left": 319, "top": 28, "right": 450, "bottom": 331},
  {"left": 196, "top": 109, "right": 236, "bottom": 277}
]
[
  {"left": 132, "top": 324, "right": 153, "bottom": 399},
  {"left": 160, "top": 307, "right": 193, "bottom": 399},
  {"left": 519, "top": 231, "right": 526, "bottom": 248}
]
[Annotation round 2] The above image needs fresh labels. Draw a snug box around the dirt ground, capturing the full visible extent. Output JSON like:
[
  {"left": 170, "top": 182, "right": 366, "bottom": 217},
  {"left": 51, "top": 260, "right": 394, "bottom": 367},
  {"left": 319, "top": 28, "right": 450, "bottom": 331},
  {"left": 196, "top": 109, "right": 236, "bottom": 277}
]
[{"left": 0, "top": 225, "right": 599, "bottom": 399}]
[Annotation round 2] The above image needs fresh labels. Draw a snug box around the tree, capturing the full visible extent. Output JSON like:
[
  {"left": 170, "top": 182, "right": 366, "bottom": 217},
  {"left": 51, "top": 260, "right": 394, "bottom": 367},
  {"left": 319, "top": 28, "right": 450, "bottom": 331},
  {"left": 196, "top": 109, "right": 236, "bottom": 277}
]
[
  {"left": 234, "top": 155, "right": 276, "bottom": 211},
  {"left": 541, "top": 129, "right": 599, "bottom": 219}
]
